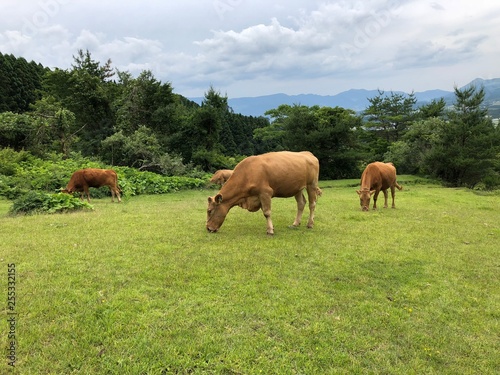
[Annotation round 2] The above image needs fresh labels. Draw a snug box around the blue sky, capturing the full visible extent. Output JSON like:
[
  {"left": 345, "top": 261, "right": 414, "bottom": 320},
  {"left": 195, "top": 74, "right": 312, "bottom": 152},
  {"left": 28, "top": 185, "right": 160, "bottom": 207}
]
[{"left": 1, "top": 0, "right": 499, "bottom": 98}]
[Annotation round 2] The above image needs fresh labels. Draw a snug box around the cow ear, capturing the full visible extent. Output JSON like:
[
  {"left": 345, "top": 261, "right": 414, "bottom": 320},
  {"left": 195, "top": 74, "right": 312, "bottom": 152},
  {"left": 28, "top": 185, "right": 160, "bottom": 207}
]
[
  {"left": 208, "top": 197, "right": 213, "bottom": 203},
  {"left": 370, "top": 190, "right": 376, "bottom": 196},
  {"left": 215, "top": 194, "right": 223, "bottom": 204},
  {"left": 356, "top": 190, "right": 361, "bottom": 196}
]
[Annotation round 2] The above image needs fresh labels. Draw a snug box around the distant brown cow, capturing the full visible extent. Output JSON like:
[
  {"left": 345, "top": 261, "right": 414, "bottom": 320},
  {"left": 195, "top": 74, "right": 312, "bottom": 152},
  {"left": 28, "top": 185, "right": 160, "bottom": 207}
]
[
  {"left": 62, "top": 168, "right": 121, "bottom": 202},
  {"left": 356, "top": 162, "right": 402, "bottom": 211},
  {"left": 207, "top": 151, "right": 321, "bottom": 235},
  {"left": 209, "top": 169, "right": 233, "bottom": 185}
]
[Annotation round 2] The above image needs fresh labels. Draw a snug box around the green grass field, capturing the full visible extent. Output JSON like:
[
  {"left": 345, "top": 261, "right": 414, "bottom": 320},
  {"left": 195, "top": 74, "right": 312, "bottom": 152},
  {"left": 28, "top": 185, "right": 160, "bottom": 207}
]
[{"left": 1, "top": 177, "right": 499, "bottom": 374}]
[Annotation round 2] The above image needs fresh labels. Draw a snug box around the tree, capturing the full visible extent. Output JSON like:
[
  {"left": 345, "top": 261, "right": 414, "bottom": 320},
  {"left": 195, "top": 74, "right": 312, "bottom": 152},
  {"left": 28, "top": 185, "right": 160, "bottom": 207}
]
[
  {"left": 384, "top": 117, "right": 445, "bottom": 174},
  {"left": 253, "top": 104, "right": 289, "bottom": 151},
  {"left": 227, "top": 113, "right": 270, "bottom": 155},
  {"left": 72, "top": 49, "right": 114, "bottom": 81},
  {"left": 261, "top": 104, "right": 363, "bottom": 179},
  {"left": 0, "top": 53, "right": 46, "bottom": 113},
  {"left": 364, "top": 90, "right": 417, "bottom": 142},
  {"left": 101, "top": 126, "right": 159, "bottom": 168},
  {"left": 42, "top": 50, "right": 115, "bottom": 156},
  {"left": 114, "top": 70, "right": 174, "bottom": 135},
  {"left": 424, "top": 85, "right": 500, "bottom": 187},
  {"left": 183, "top": 86, "right": 229, "bottom": 168},
  {"left": 417, "top": 98, "right": 446, "bottom": 119},
  {"left": 0, "top": 112, "right": 35, "bottom": 150},
  {"left": 30, "top": 97, "right": 78, "bottom": 157}
]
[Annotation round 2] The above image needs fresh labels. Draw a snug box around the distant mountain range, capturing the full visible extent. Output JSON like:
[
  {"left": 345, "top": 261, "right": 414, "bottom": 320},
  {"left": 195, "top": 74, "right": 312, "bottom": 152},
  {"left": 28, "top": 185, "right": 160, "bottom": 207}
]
[{"left": 189, "top": 78, "right": 500, "bottom": 118}]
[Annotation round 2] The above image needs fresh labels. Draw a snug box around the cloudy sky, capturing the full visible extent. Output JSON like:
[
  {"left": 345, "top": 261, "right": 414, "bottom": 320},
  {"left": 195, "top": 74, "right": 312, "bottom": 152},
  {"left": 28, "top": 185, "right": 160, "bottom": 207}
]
[{"left": 1, "top": 0, "right": 499, "bottom": 98}]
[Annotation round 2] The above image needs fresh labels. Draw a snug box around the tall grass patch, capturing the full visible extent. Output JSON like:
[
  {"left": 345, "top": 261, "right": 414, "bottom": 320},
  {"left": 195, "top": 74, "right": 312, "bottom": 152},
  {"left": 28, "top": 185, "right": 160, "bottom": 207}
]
[{"left": 1, "top": 180, "right": 499, "bottom": 374}]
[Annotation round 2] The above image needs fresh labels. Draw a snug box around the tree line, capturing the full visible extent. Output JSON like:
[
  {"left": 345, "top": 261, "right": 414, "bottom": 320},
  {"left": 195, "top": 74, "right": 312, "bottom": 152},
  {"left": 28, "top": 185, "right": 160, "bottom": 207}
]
[{"left": 1, "top": 50, "right": 499, "bottom": 188}]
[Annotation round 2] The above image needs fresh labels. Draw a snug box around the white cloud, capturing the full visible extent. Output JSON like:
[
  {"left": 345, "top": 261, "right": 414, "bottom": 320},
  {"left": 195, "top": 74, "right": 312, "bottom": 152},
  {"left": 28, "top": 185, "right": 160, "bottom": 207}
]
[{"left": 0, "top": 0, "right": 499, "bottom": 97}]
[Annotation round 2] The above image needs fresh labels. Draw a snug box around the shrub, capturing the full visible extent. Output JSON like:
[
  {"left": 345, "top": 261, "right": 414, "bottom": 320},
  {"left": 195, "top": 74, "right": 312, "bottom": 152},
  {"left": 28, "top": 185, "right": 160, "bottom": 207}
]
[
  {"left": 9, "top": 191, "right": 93, "bottom": 215},
  {"left": 0, "top": 148, "right": 34, "bottom": 176},
  {"left": 475, "top": 172, "right": 500, "bottom": 191},
  {"left": 115, "top": 167, "right": 208, "bottom": 197},
  {"left": 0, "top": 150, "right": 210, "bottom": 201}
]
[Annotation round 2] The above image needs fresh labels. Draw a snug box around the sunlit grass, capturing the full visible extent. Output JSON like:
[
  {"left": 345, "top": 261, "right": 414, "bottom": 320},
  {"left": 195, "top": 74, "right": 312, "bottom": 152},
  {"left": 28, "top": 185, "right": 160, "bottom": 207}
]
[{"left": 0, "top": 178, "right": 499, "bottom": 374}]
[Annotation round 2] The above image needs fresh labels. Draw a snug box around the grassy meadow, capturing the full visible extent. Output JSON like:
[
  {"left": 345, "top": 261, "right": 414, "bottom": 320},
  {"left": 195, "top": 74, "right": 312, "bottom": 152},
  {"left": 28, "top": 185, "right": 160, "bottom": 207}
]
[{"left": 1, "top": 177, "right": 499, "bottom": 374}]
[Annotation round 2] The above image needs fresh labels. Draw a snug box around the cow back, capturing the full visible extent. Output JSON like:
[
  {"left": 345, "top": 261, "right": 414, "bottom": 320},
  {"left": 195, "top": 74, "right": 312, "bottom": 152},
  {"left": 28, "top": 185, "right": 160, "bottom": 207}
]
[
  {"left": 82, "top": 169, "right": 117, "bottom": 188},
  {"left": 221, "top": 151, "right": 319, "bottom": 199},
  {"left": 361, "top": 162, "right": 397, "bottom": 190}
]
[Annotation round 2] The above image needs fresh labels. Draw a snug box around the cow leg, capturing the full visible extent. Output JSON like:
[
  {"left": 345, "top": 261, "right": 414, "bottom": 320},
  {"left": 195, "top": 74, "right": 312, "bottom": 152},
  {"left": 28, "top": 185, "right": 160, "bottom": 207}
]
[
  {"left": 372, "top": 189, "right": 380, "bottom": 209},
  {"left": 292, "top": 192, "right": 306, "bottom": 227},
  {"left": 382, "top": 189, "right": 389, "bottom": 208},
  {"left": 260, "top": 194, "right": 274, "bottom": 235},
  {"left": 115, "top": 188, "right": 121, "bottom": 202},
  {"left": 108, "top": 185, "right": 121, "bottom": 202},
  {"left": 390, "top": 185, "right": 396, "bottom": 208},
  {"left": 84, "top": 187, "right": 91, "bottom": 202},
  {"left": 305, "top": 187, "right": 317, "bottom": 228},
  {"left": 109, "top": 186, "right": 121, "bottom": 202}
]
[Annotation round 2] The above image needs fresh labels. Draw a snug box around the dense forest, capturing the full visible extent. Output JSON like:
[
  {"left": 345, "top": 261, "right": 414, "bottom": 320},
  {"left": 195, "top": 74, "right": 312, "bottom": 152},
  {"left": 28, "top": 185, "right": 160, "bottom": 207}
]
[{"left": 1, "top": 50, "right": 500, "bottom": 189}]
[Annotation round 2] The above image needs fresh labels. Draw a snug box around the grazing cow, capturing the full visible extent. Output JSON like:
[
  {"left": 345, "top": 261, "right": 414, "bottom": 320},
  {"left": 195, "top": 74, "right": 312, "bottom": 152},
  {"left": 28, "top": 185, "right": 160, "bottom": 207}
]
[
  {"left": 62, "top": 168, "right": 121, "bottom": 202},
  {"left": 356, "top": 162, "right": 402, "bottom": 211},
  {"left": 209, "top": 169, "right": 233, "bottom": 185},
  {"left": 207, "top": 151, "right": 321, "bottom": 235}
]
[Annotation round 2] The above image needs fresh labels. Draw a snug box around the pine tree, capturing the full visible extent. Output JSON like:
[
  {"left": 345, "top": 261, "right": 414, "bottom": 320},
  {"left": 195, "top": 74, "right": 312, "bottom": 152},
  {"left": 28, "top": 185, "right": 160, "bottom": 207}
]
[{"left": 426, "top": 85, "right": 500, "bottom": 187}]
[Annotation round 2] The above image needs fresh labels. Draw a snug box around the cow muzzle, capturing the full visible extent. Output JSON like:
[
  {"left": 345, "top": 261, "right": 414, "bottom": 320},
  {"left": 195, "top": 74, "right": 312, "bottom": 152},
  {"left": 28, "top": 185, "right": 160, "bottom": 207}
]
[
  {"left": 206, "top": 226, "right": 218, "bottom": 233},
  {"left": 361, "top": 206, "right": 369, "bottom": 212}
]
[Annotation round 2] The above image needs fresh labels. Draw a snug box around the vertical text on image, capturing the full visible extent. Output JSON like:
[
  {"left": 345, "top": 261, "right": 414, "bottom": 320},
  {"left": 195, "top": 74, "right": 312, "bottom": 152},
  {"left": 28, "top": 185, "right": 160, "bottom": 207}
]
[{"left": 7, "top": 263, "right": 17, "bottom": 368}]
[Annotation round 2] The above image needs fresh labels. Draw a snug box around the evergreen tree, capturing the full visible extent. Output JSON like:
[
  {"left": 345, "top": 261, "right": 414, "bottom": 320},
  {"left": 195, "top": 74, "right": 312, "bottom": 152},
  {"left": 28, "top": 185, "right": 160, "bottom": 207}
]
[
  {"left": 261, "top": 104, "right": 362, "bottom": 179},
  {"left": 186, "top": 86, "right": 228, "bottom": 168},
  {"left": 417, "top": 98, "right": 446, "bottom": 119},
  {"left": 425, "top": 85, "right": 500, "bottom": 187},
  {"left": 114, "top": 70, "right": 174, "bottom": 135},
  {"left": 364, "top": 90, "right": 417, "bottom": 142},
  {"left": 42, "top": 50, "right": 115, "bottom": 156},
  {"left": 0, "top": 53, "right": 46, "bottom": 113}
]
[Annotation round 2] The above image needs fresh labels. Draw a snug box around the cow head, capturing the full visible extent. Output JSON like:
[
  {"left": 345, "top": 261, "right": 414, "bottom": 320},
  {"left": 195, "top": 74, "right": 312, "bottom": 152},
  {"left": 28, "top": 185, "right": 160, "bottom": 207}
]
[
  {"left": 356, "top": 189, "right": 375, "bottom": 211},
  {"left": 61, "top": 188, "right": 72, "bottom": 194},
  {"left": 206, "top": 194, "right": 229, "bottom": 232}
]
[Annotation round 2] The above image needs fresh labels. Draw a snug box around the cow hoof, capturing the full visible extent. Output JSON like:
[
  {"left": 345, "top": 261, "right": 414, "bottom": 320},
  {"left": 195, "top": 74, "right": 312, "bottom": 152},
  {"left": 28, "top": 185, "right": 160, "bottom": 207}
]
[{"left": 288, "top": 225, "right": 299, "bottom": 230}]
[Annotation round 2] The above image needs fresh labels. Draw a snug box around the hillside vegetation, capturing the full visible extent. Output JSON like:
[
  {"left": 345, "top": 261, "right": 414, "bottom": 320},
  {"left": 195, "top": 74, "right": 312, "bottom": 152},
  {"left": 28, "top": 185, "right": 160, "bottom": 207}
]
[{"left": 1, "top": 51, "right": 500, "bottom": 188}]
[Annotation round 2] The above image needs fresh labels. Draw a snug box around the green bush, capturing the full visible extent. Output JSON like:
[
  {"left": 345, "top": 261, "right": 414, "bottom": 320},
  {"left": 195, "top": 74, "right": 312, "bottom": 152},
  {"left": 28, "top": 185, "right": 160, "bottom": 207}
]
[
  {"left": 9, "top": 191, "right": 93, "bottom": 215},
  {"left": 0, "top": 150, "right": 210, "bottom": 202},
  {"left": 0, "top": 148, "right": 32, "bottom": 175},
  {"left": 116, "top": 167, "right": 208, "bottom": 197},
  {"left": 474, "top": 172, "right": 500, "bottom": 191}
]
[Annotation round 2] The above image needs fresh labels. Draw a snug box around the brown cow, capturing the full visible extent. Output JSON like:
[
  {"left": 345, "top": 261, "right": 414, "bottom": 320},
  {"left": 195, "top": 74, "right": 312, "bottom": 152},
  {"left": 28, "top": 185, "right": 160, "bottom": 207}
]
[
  {"left": 356, "top": 162, "right": 402, "bottom": 211},
  {"left": 62, "top": 168, "right": 121, "bottom": 202},
  {"left": 209, "top": 169, "right": 233, "bottom": 185},
  {"left": 206, "top": 151, "right": 321, "bottom": 235}
]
